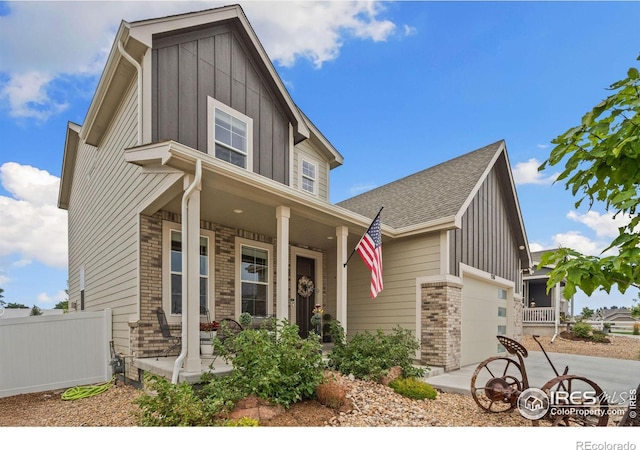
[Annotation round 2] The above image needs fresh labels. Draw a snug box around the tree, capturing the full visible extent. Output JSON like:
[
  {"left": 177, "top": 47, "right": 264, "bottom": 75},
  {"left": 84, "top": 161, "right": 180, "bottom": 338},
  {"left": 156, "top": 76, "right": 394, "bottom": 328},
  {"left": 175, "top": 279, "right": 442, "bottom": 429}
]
[
  {"left": 580, "top": 306, "right": 595, "bottom": 321},
  {"left": 30, "top": 305, "right": 42, "bottom": 316},
  {"left": 6, "top": 302, "right": 28, "bottom": 309},
  {"left": 54, "top": 300, "right": 68, "bottom": 310},
  {"left": 539, "top": 54, "right": 640, "bottom": 299},
  {"left": 0, "top": 287, "right": 4, "bottom": 308}
]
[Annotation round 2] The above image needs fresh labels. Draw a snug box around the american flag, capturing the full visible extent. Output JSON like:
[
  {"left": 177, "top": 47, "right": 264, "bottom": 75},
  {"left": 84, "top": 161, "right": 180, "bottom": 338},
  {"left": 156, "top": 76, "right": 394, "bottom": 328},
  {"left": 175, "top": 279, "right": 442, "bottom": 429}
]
[{"left": 356, "top": 214, "right": 383, "bottom": 299}]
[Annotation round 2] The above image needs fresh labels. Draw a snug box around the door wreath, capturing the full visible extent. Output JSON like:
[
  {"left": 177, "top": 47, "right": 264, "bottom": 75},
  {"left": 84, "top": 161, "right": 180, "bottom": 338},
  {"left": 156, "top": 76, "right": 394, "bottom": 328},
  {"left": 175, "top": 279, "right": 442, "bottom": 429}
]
[{"left": 297, "top": 276, "right": 315, "bottom": 298}]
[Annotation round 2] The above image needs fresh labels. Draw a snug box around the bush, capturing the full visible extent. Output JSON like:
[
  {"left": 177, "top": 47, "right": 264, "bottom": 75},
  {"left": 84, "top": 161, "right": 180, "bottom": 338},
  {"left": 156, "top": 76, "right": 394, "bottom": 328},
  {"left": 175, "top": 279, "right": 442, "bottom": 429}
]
[
  {"left": 221, "top": 417, "right": 259, "bottom": 427},
  {"left": 215, "top": 319, "right": 324, "bottom": 408},
  {"left": 136, "top": 374, "right": 222, "bottom": 426},
  {"left": 389, "top": 377, "right": 437, "bottom": 400},
  {"left": 590, "top": 329, "right": 608, "bottom": 343},
  {"left": 572, "top": 321, "right": 592, "bottom": 338},
  {"left": 327, "top": 321, "right": 424, "bottom": 382},
  {"left": 316, "top": 373, "right": 347, "bottom": 410},
  {"left": 633, "top": 323, "right": 640, "bottom": 336}
]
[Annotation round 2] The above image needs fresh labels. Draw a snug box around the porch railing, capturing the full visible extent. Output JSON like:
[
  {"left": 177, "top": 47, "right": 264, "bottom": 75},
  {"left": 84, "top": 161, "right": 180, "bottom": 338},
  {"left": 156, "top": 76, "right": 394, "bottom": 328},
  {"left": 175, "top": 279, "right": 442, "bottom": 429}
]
[{"left": 523, "top": 307, "right": 555, "bottom": 323}]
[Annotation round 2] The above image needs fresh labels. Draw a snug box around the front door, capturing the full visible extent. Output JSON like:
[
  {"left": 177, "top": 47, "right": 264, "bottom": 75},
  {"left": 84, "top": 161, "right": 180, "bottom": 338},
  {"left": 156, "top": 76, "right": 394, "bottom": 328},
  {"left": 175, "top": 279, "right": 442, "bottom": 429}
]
[{"left": 295, "top": 256, "right": 315, "bottom": 338}]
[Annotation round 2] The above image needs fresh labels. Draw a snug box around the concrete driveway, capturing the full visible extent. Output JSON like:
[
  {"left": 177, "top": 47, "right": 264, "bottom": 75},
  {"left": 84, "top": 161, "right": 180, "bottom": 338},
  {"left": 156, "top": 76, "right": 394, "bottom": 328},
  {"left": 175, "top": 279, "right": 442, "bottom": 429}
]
[{"left": 425, "top": 351, "right": 640, "bottom": 406}]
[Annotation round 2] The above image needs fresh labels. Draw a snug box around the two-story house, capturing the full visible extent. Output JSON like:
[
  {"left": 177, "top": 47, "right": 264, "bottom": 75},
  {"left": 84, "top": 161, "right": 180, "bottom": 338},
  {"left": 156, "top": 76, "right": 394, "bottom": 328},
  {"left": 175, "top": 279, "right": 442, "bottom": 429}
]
[{"left": 58, "top": 5, "right": 531, "bottom": 382}]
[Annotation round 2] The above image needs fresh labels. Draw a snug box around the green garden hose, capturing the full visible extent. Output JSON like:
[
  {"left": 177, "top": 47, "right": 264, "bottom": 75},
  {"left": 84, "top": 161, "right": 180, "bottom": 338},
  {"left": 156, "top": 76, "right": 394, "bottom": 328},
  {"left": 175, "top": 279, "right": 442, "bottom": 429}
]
[{"left": 61, "top": 376, "right": 115, "bottom": 400}]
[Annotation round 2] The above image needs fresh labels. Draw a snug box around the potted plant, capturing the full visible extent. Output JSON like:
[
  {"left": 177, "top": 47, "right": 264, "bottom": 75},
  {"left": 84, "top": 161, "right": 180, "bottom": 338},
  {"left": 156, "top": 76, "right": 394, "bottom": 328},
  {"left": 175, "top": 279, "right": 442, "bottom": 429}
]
[
  {"left": 322, "top": 313, "right": 332, "bottom": 342},
  {"left": 200, "top": 321, "right": 219, "bottom": 356}
]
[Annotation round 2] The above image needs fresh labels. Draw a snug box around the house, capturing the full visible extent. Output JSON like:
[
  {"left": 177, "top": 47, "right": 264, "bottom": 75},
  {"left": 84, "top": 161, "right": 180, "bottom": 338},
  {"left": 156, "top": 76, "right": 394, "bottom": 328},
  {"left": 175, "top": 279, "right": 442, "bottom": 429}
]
[
  {"left": 57, "top": 4, "right": 532, "bottom": 382},
  {"left": 522, "top": 249, "right": 573, "bottom": 336},
  {"left": 595, "top": 307, "right": 635, "bottom": 322}
]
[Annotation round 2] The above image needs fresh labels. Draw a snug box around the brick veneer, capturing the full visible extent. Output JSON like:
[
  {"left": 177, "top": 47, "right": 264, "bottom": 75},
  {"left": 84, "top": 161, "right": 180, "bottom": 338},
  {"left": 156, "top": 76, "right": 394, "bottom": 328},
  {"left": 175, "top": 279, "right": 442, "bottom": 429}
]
[
  {"left": 420, "top": 279, "right": 463, "bottom": 372},
  {"left": 131, "top": 210, "right": 325, "bottom": 372}
]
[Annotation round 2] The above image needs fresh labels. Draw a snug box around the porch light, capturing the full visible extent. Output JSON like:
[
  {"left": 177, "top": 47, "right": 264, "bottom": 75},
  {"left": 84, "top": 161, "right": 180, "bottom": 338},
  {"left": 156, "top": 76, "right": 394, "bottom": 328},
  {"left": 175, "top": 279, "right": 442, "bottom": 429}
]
[{"left": 233, "top": 209, "right": 243, "bottom": 214}]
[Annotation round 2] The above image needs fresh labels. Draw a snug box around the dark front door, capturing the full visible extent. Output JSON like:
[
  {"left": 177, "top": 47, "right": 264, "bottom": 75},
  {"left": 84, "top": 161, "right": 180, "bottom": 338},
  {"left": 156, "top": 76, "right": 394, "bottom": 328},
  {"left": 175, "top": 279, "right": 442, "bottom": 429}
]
[{"left": 295, "top": 256, "right": 315, "bottom": 338}]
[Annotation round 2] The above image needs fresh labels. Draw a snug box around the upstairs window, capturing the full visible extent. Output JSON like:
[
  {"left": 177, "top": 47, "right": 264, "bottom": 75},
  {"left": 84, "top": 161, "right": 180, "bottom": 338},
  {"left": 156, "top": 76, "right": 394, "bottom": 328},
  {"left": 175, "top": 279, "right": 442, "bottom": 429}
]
[
  {"left": 208, "top": 97, "right": 253, "bottom": 170},
  {"left": 300, "top": 159, "right": 317, "bottom": 195}
]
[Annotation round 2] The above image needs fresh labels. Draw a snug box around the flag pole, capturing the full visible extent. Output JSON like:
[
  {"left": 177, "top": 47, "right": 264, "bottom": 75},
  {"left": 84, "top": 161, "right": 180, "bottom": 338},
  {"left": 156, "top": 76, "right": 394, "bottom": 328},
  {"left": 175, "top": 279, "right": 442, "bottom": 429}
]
[{"left": 343, "top": 206, "right": 384, "bottom": 267}]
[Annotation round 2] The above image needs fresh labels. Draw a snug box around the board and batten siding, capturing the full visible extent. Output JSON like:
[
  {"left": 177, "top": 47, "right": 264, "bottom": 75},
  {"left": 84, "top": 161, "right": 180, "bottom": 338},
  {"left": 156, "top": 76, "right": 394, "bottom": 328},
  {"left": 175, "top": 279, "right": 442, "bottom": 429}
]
[
  {"left": 152, "top": 23, "right": 290, "bottom": 185},
  {"left": 449, "top": 162, "right": 522, "bottom": 293},
  {"left": 347, "top": 233, "right": 440, "bottom": 335},
  {"left": 292, "top": 139, "right": 330, "bottom": 201},
  {"left": 67, "top": 79, "right": 176, "bottom": 352}
]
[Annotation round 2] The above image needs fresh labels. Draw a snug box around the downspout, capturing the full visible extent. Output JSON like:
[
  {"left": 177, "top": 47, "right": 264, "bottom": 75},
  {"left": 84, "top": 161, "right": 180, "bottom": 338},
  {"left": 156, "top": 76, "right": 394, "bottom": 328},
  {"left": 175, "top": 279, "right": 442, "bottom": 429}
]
[
  {"left": 172, "top": 159, "right": 202, "bottom": 384},
  {"left": 117, "top": 40, "right": 143, "bottom": 145},
  {"left": 550, "top": 282, "right": 561, "bottom": 343}
]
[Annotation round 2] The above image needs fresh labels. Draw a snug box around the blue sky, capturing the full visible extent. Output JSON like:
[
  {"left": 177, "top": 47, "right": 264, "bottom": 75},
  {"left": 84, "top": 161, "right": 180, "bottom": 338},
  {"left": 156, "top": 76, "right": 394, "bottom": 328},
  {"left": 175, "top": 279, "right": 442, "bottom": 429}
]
[{"left": 1, "top": 0, "right": 639, "bottom": 314}]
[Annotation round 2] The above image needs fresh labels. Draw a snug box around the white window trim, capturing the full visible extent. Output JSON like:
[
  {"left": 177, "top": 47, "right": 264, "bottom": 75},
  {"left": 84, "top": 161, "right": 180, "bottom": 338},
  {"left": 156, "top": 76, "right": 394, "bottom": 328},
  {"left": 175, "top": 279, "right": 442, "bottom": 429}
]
[
  {"left": 207, "top": 96, "right": 253, "bottom": 171},
  {"left": 235, "top": 237, "right": 273, "bottom": 318},
  {"left": 299, "top": 157, "right": 318, "bottom": 196},
  {"left": 162, "top": 221, "right": 215, "bottom": 324}
]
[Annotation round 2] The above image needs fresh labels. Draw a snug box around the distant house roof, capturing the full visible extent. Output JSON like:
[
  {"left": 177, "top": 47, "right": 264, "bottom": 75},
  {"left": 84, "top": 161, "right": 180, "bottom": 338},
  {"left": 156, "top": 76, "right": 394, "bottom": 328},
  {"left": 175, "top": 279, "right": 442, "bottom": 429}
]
[{"left": 338, "top": 140, "right": 503, "bottom": 228}]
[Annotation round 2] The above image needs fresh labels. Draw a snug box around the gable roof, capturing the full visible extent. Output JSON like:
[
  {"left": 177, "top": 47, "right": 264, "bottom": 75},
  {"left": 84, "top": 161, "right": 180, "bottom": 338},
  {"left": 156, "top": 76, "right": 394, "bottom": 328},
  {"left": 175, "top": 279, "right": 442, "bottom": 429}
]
[
  {"left": 338, "top": 140, "right": 503, "bottom": 228},
  {"left": 80, "top": 4, "right": 311, "bottom": 147},
  {"left": 338, "top": 140, "right": 531, "bottom": 266}
]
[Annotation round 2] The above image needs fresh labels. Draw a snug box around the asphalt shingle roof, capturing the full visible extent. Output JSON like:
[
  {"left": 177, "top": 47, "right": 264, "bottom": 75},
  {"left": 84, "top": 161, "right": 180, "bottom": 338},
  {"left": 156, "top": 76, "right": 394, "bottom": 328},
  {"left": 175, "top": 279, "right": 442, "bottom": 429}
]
[{"left": 337, "top": 140, "right": 504, "bottom": 228}]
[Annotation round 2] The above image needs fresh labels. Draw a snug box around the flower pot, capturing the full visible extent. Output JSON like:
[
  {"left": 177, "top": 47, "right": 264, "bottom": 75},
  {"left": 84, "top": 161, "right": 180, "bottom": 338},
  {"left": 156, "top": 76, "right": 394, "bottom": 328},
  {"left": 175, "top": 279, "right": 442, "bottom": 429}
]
[{"left": 200, "top": 340, "right": 214, "bottom": 357}]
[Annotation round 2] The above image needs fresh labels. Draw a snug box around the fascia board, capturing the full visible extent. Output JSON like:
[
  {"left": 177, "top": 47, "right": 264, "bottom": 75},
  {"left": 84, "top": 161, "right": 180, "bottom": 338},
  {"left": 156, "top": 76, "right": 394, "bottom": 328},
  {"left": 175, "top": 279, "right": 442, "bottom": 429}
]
[{"left": 57, "top": 122, "right": 82, "bottom": 210}]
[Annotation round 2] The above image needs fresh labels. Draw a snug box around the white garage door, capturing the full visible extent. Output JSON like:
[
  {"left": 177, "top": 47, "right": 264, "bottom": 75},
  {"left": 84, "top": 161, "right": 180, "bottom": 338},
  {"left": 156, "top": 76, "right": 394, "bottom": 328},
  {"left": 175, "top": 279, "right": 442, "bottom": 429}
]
[{"left": 460, "top": 275, "right": 510, "bottom": 367}]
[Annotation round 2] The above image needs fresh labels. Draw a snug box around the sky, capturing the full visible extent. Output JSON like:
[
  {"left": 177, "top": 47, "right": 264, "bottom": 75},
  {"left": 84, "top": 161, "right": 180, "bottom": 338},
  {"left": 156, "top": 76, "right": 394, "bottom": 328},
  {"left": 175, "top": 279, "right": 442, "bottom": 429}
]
[{"left": 1, "top": 0, "right": 639, "bottom": 315}]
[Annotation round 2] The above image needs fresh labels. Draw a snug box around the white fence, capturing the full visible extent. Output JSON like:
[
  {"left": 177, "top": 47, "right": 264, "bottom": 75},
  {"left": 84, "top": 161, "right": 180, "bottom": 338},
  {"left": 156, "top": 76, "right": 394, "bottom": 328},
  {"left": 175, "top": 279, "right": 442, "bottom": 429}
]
[
  {"left": 0, "top": 309, "right": 112, "bottom": 398},
  {"left": 586, "top": 320, "right": 637, "bottom": 334}
]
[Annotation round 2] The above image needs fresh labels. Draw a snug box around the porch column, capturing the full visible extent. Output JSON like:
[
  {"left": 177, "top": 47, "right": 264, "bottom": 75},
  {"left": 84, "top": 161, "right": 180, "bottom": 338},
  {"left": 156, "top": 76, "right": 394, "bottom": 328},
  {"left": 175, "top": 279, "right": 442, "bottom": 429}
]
[
  {"left": 183, "top": 175, "right": 202, "bottom": 373},
  {"left": 336, "top": 226, "right": 348, "bottom": 334},
  {"left": 276, "top": 206, "right": 290, "bottom": 320}
]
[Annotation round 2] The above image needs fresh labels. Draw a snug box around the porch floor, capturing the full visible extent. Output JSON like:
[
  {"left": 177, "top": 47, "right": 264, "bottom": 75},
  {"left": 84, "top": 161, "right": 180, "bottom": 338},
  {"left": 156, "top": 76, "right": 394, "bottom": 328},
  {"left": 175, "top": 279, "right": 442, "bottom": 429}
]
[{"left": 134, "top": 343, "right": 336, "bottom": 384}]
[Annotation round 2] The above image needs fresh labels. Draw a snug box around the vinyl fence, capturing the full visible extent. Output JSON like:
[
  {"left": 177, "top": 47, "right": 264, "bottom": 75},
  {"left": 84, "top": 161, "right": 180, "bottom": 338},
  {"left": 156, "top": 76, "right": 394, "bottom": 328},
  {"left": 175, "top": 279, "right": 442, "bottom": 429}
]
[{"left": 0, "top": 309, "right": 112, "bottom": 398}]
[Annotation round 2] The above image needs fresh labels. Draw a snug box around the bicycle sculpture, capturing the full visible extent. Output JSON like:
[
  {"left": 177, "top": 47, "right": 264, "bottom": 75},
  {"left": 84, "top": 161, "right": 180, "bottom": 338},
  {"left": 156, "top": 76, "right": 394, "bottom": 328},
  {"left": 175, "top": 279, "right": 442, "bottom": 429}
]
[{"left": 470, "top": 335, "right": 610, "bottom": 426}]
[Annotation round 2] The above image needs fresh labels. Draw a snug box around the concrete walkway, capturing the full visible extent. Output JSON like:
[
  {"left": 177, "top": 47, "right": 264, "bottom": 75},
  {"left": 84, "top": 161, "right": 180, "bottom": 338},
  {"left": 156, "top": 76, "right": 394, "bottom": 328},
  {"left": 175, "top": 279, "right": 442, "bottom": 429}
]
[{"left": 425, "top": 351, "right": 640, "bottom": 405}]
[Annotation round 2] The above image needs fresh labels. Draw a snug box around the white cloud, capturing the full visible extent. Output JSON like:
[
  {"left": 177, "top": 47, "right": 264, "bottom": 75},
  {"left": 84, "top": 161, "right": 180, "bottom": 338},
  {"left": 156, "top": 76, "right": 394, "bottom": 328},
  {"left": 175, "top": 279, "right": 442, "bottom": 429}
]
[
  {"left": 349, "top": 182, "right": 378, "bottom": 196},
  {"left": 0, "top": 162, "right": 67, "bottom": 269},
  {"left": 0, "top": 1, "right": 404, "bottom": 118},
  {"left": 537, "top": 144, "right": 549, "bottom": 150},
  {"left": 528, "top": 242, "right": 545, "bottom": 252},
  {"left": 566, "top": 210, "right": 631, "bottom": 239},
  {"left": 37, "top": 290, "right": 67, "bottom": 306},
  {"left": 0, "top": 272, "right": 9, "bottom": 286},
  {"left": 512, "top": 158, "right": 559, "bottom": 185}
]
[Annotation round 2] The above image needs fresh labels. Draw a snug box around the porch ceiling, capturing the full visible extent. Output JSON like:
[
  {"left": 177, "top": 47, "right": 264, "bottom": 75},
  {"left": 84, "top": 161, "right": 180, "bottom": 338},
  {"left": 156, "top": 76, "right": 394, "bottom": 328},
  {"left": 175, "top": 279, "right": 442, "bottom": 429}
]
[{"left": 161, "top": 169, "right": 361, "bottom": 252}]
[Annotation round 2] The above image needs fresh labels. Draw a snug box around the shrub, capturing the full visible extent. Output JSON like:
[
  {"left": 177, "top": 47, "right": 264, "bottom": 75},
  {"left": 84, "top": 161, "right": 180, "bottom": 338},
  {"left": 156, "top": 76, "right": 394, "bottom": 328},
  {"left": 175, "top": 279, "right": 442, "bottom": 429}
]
[
  {"left": 327, "top": 321, "right": 424, "bottom": 382},
  {"left": 590, "top": 329, "right": 608, "bottom": 343},
  {"left": 221, "top": 417, "right": 259, "bottom": 427},
  {"left": 136, "top": 374, "right": 217, "bottom": 426},
  {"left": 572, "top": 321, "right": 592, "bottom": 338},
  {"left": 316, "top": 373, "right": 347, "bottom": 410},
  {"left": 633, "top": 323, "right": 640, "bottom": 336},
  {"left": 215, "top": 319, "right": 324, "bottom": 408},
  {"left": 389, "top": 377, "right": 437, "bottom": 400}
]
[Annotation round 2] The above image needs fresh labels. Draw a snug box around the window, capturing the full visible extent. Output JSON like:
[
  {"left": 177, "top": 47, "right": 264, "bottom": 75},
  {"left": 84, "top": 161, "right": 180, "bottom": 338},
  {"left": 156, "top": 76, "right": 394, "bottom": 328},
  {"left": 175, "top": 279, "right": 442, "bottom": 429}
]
[
  {"left": 163, "top": 222, "right": 215, "bottom": 319},
  {"left": 300, "top": 158, "right": 317, "bottom": 195},
  {"left": 208, "top": 97, "right": 253, "bottom": 170},
  {"left": 497, "top": 307, "right": 507, "bottom": 317},
  {"left": 235, "top": 238, "right": 272, "bottom": 317}
]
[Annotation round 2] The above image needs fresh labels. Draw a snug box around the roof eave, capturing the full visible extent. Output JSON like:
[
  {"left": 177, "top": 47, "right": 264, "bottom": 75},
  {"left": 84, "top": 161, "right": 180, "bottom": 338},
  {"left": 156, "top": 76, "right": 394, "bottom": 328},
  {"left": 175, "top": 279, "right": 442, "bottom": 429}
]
[{"left": 58, "top": 122, "right": 82, "bottom": 210}]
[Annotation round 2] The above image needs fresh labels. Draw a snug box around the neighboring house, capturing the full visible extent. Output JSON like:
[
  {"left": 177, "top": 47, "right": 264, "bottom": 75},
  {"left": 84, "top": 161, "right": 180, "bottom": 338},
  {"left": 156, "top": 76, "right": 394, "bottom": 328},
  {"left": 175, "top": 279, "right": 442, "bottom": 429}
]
[
  {"left": 57, "top": 5, "right": 532, "bottom": 381},
  {"left": 595, "top": 307, "right": 634, "bottom": 322}
]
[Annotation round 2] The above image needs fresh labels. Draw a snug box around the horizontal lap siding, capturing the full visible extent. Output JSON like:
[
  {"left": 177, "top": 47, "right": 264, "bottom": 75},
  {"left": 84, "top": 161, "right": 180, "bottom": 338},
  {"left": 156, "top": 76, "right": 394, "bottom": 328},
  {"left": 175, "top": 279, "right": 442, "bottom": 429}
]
[
  {"left": 347, "top": 234, "right": 439, "bottom": 336},
  {"left": 449, "top": 164, "right": 521, "bottom": 292},
  {"left": 68, "top": 80, "right": 174, "bottom": 351},
  {"left": 153, "top": 24, "right": 290, "bottom": 185},
  {"left": 293, "top": 140, "right": 330, "bottom": 201}
]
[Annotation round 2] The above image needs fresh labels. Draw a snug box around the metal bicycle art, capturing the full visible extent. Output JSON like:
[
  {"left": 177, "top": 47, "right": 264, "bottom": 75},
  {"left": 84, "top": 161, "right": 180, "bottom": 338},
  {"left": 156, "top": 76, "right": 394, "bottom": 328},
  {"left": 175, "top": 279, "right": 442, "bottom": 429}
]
[{"left": 470, "top": 335, "right": 611, "bottom": 426}]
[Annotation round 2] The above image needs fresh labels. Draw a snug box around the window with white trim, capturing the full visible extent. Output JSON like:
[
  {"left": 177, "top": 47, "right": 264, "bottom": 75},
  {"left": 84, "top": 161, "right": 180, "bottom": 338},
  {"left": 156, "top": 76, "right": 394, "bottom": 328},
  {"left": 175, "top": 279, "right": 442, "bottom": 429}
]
[
  {"left": 208, "top": 97, "right": 253, "bottom": 170},
  {"left": 300, "top": 158, "right": 317, "bottom": 195},
  {"left": 235, "top": 238, "right": 272, "bottom": 317},
  {"left": 163, "top": 222, "right": 215, "bottom": 319}
]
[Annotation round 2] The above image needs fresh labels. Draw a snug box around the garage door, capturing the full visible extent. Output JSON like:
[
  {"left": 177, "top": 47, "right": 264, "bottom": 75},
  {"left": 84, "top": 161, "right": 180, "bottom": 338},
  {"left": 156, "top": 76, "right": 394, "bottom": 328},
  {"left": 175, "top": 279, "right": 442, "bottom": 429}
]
[{"left": 460, "top": 275, "right": 509, "bottom": 367}]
